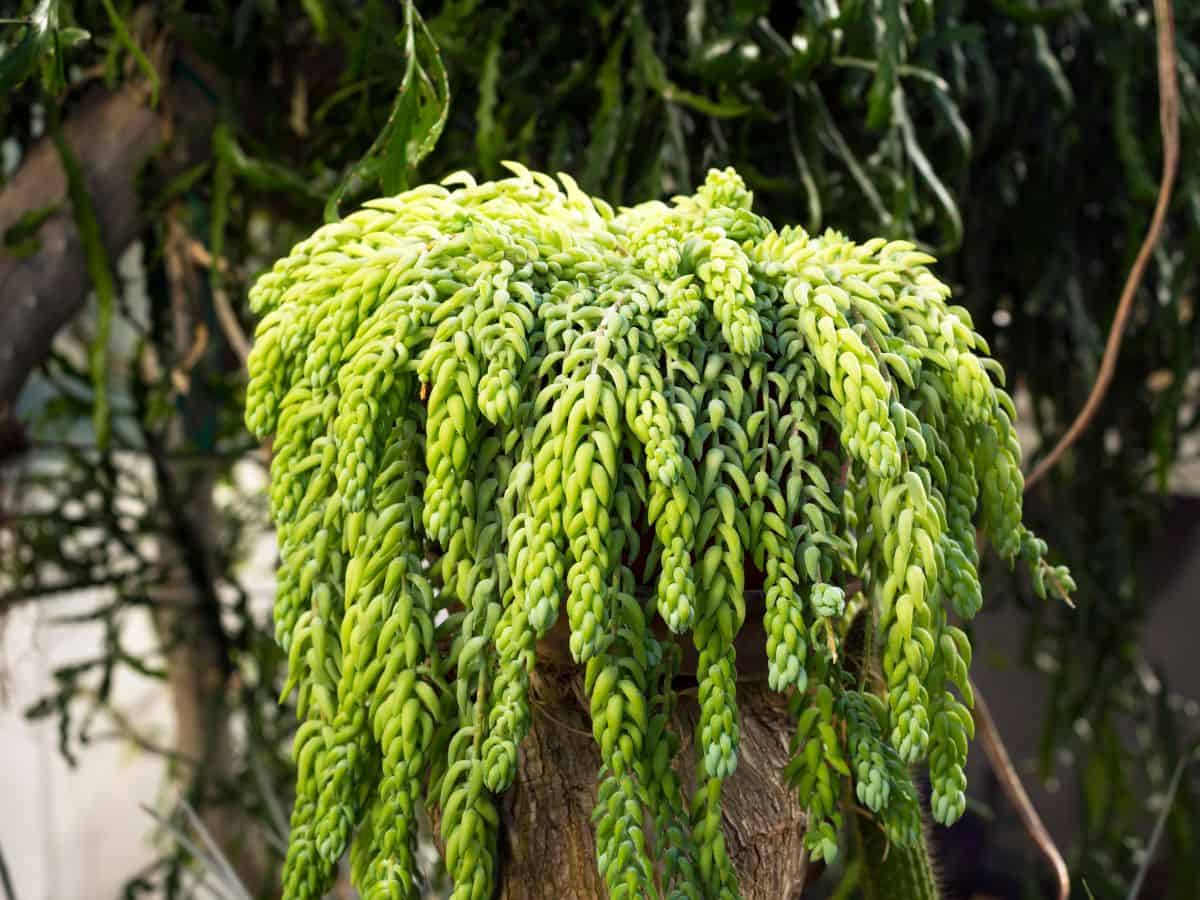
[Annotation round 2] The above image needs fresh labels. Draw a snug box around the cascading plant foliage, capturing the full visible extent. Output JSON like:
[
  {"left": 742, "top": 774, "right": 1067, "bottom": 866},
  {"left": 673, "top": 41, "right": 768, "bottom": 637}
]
[{"left": 245, "top": 163, "right": 1073, "bottom": 900}]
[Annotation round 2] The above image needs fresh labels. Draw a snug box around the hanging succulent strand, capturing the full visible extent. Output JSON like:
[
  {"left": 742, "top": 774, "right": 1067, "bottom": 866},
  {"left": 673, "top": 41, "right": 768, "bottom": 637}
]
[{"left": 246, "top": 164, "right": 1073, "bottom": 899}]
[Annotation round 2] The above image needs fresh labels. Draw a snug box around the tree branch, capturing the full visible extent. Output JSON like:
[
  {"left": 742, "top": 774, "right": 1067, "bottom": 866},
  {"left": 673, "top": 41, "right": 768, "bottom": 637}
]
[
  {"left": 1024, "top": 0, "right": 1180, "bottom": 490},
  {"left": 973, "top": 685, "right": 1070, "bottom": 900},
  {"left": 0, "top": 82, "right": 166, "bottom": 417}
]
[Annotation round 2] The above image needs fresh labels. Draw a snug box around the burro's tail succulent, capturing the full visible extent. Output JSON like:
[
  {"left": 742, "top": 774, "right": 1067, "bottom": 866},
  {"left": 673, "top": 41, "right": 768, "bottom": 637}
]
[{"left": 246, "top": 163, "right": 1073, "bottom": 900}]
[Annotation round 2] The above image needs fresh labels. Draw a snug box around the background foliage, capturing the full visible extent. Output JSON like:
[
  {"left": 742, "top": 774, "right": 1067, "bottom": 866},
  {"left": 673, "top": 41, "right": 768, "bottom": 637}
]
[{"left": 1, "top": 1, "right": 1197, "bottom": 898}]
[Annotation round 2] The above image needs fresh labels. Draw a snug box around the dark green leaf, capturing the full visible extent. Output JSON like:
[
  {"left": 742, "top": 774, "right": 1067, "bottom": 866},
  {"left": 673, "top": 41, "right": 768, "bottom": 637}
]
[
  {"left": 57, "top": 25, "right": 89, "bottom": 48},
  {"left": 0, "top": 0, "right": 56, "bottom": 94},
  {"left": 3, "top": 202, "right": 59, "bottom": 257},
  {"left": 475, "top": 15, "right": 506, "bottom": 177},
  {"left": 50, "top": 109, "right": 115, "bottom": 451},
  {"left": 990, "top": 0, "right": 1081, "bottom": 26},
  {"left": 99, "top": 0, "right": 160, "bottom": 105},
  {"left": 866, "top": 0, "right": 905, "bottom": 132},
  {"left": 327, "top": 0, "right": 450, "bottom": 218},
  {"left": 301, "top": 0, "right": 330, "bottom": 40},
  {"left": 214, "top": 126, "right": 324, "bottom": 201}
]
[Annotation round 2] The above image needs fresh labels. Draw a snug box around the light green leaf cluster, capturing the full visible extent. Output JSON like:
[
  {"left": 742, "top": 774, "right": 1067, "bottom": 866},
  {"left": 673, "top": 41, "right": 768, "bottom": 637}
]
[{"left": 246, "top": 163, "right": 1070, "bottom": 898}]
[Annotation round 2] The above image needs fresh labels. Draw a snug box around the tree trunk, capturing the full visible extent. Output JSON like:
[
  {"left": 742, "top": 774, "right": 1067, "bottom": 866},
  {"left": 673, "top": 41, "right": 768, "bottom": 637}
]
[
  {"left": 494, "top": 665, "right": 814, "bottom": 899},
  {"left": 143, "top": 223, "right": 275, "bottom": 896}
]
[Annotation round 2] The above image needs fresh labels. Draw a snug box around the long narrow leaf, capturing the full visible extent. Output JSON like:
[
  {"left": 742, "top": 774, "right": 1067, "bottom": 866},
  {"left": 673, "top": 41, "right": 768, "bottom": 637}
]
[
  {"left": 1126, "top": 745, "right": 1200, "bottom": 900},
  {"left": 0, "top": 836, "right": 16, "bottom": 900},
  {"left": 98, "top": 0, "right": 159, "bottom": 105},
  {"left": 867, "top": 0, "right": 905, "bottom": 131},
  {"left": 249, "top": 751, "right": 289, "bottom": 844},
  {"left": 806, "top": 84, "right": 891, "bottom": 229},
  {"left": 0, "top": 0, "right": 56, "bottom": 93},
  {"left": 895, "top": 88, "right": 964, "bottom": 251},
  {"left": 141, "top": 804, "right": 254, "bottom": 900},
  {"left": 786, "top": 93, "right": 822, "bottom": 232},
  {"left": 475, "top": 15, "right": 507, "bottom": 176},
  {"left": 631, "top": 11, "right": 750, "bottom": 120},
  {"left": 326, "top": 0, "right": 449, "bottom": 219},
  {"left": 582, "top": 35, "right": 626, "bottom": 192},
  {"left": 180, "top": 803, "right": 252, "bottom": 900},
  {"left": 50, "top": 110, "right": 115, "bottom": 451}
]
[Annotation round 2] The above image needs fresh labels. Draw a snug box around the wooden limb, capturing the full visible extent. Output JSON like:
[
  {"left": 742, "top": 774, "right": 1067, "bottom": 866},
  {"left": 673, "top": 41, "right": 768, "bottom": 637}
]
[
  {"left": 0, "top": 82, "right": 167, "bottom": 416},
  {"left": 141, "top": 217, "right": 271, "bottom": 894},
  {"left": 972, "top": 682, "right": 1069, "bottom": 900},
  {"left": 1003, "top": 3, "right": 1181, "bottom": 886},
  {"left": 177, "top": 228, "right": 252, "bottom": 368},
  {"left": 1025, "top": 0, "right": 1179, "bottom": 489}
]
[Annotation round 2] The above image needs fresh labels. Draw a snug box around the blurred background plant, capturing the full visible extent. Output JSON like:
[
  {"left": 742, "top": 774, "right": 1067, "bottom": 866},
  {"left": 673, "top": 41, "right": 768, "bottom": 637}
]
[{"left": 0, "top": 1, "right": 1197, "bottom": 898}]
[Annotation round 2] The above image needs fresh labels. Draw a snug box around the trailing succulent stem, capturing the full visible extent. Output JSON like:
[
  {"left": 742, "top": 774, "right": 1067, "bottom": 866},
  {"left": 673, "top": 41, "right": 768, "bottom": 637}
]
[
  {"left": 246, "top": 164, "right": 1072, "bottom": 899},
  {"left": 854, "top": 807, "right": 941, "bottom": 900}
]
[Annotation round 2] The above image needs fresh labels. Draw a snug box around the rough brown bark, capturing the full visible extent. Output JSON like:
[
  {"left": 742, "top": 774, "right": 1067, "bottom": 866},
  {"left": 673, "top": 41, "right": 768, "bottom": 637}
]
[{"left": 495, "top": 667, "right": 813, "bottom": 900}]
